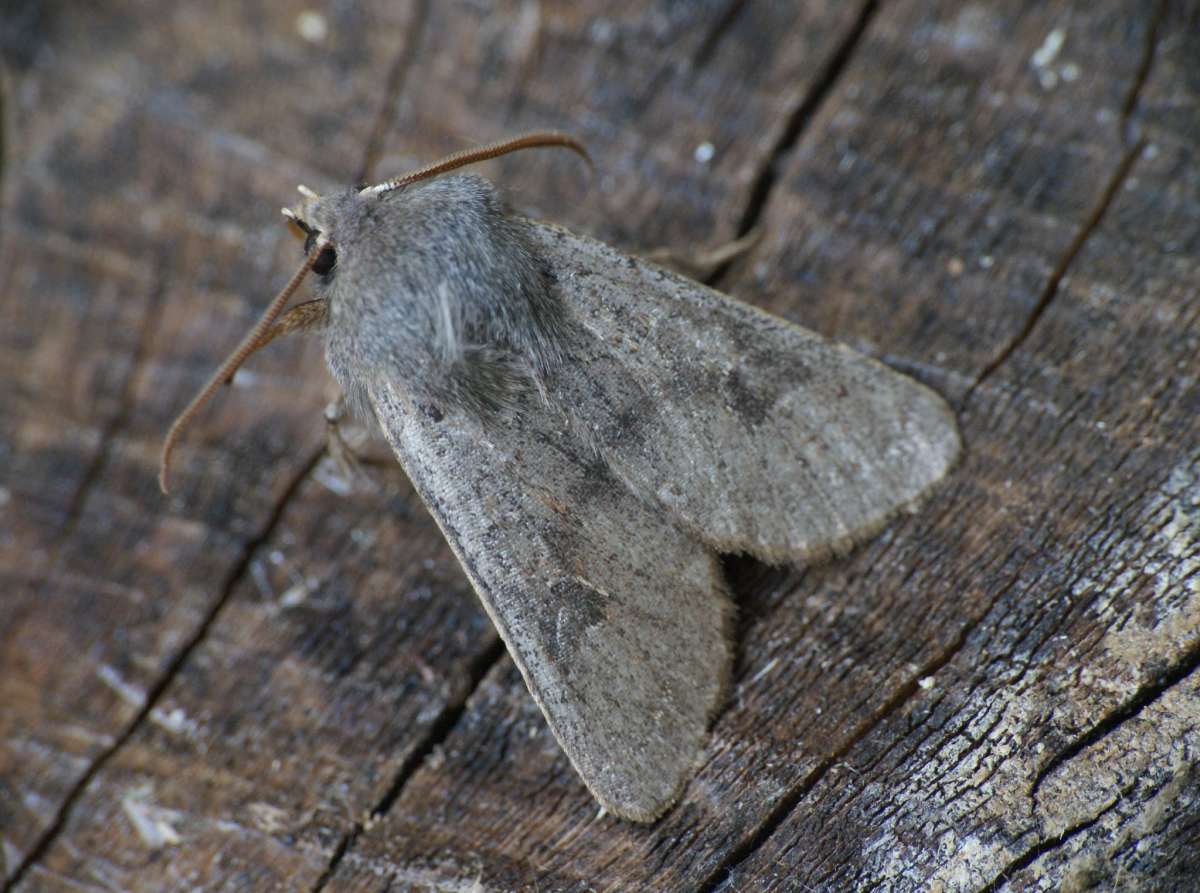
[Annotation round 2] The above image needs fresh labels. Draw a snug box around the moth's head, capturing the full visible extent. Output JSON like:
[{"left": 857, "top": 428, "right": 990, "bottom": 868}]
[
  {"left": 281, "top": 186, "right": 349, "bottom": 278},
  {"left": 158, "top": 132, "right": 590, "bottom": 494}
]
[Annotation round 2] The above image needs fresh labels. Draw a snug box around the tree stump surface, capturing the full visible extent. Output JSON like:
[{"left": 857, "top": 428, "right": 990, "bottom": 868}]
[{"left": 2, "top": 2, "right": 1198, "bottom": 891}]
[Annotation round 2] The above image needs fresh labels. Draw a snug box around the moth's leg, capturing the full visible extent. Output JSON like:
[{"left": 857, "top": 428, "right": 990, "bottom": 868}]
[
  {"left": 224, "top": 299, "right": 328, "bottom": 384},
  {"left": 644, "top": 227, "right": 763, "bottom": 280},
  {"left": 322, "top": 394, "right": 401, "bottom": 484},
  {"left": 323, "top": 393, "right": 361, "bottom": 481}
]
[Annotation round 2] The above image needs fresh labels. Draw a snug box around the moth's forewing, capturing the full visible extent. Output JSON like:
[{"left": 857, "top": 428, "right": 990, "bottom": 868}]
[{"left": 369, "top": 379, "right": 732, "bottom": 822}]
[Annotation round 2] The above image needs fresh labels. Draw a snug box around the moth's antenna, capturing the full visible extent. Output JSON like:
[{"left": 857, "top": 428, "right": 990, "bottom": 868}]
[
  {"left": 159, "top": 238, "right": 328, "bottom": 494},
  {"left": 361, "top": 132, "right": 591, "bottom": 197}
]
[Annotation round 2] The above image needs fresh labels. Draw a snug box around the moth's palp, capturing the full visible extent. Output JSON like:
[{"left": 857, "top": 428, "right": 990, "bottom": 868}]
[{"left": 282, "top": 208, "right": 315, "bottom": 242}]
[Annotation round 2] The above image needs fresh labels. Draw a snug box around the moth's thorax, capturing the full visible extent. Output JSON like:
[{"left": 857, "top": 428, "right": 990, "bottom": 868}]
[{"left": 294, "top": 175, "right": 569, "bottom": 418}]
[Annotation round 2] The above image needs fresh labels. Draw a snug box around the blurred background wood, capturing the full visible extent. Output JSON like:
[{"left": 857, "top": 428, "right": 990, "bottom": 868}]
[{"left": 2, "top": 1, "right": 1198, "bottom": 890}]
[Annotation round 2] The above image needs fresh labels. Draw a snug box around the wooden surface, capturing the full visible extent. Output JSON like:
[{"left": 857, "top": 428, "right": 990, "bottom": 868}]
[{"left": 2, "top": 1, "right": 1198, "bottom": 890}]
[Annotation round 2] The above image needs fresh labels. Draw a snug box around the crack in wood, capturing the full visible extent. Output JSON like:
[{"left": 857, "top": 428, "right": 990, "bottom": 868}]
[
  {"left": 627, "top": 58, "right": 678, "bottom": 120},
  {"left": 1029, "top": 634, "right": 1200, "bottom": 810},
  {"left": 699, "top": 545, "right": 1038, "bottom": 892},
  {"left": 308, "top": 639, "right": 507, "bottom": 893},
  {"left": 1, "top": 446, "right": 325, "bottom": 893},
  {"left": 977, "top": 788, "right": 1130, "bottom": 893},
  {"left": 965, "top": 138, "right": 1145, "bottom": 403},
  {"left": 966, "top": 4, "right": 1167, "bottom": 404},
  {"left": 699, "top": 617, "right": 983, "bottom": 891},
  {"left": 691, "top": 0, "right": 750, "bottom": 70},
  {"left": 47, "top": 270, "right": 168, "bottom": 559},
  {"left": 356, "top": 0, "right": 432, "bottom": 186},
  {"left": 707, "top": 0, "right": 880, "bottom": 289}
]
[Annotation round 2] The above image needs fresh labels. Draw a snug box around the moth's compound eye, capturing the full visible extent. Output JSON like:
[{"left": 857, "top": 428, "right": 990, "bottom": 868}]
[
  {"left": 313, "top": 245, "right": 337, "bottom": 276},
  {"left": 301, "top": 231, "right": 336, "bottom": 274}
]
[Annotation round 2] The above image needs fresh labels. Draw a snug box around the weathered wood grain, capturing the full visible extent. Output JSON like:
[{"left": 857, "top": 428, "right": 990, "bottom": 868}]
[
  {"left": 1, "top": 0, "right": 1196, "bottom": 891},
  {"left": 0, "top": 2, "right": 424, "bottom": 886}
]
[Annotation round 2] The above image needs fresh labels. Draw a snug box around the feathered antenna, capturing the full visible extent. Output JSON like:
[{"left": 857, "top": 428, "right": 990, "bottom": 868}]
[
  {"left": 360, "top": 131, "right": 591, "bottom": 197},
  {"left": 158, "top": 237, "right": 328, "bottom": 494}
]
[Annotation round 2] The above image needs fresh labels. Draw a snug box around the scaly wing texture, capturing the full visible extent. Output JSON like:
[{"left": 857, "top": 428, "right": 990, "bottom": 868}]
[
  {"left": 368, "top": 379, "right": 731, "bottom": 822},
  {"left": 532, "top": 223, "right": 962, "bottom": 564}
]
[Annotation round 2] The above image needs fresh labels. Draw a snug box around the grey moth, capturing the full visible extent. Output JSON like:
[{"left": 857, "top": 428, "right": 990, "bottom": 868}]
[{"left": 161, "top": 133, "right": 960, "bottom": 822}]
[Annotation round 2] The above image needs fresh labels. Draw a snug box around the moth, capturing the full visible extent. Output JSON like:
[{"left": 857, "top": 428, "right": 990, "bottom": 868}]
[{"left": 160, "top": 133, "right": 960, "bottom": 822}]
